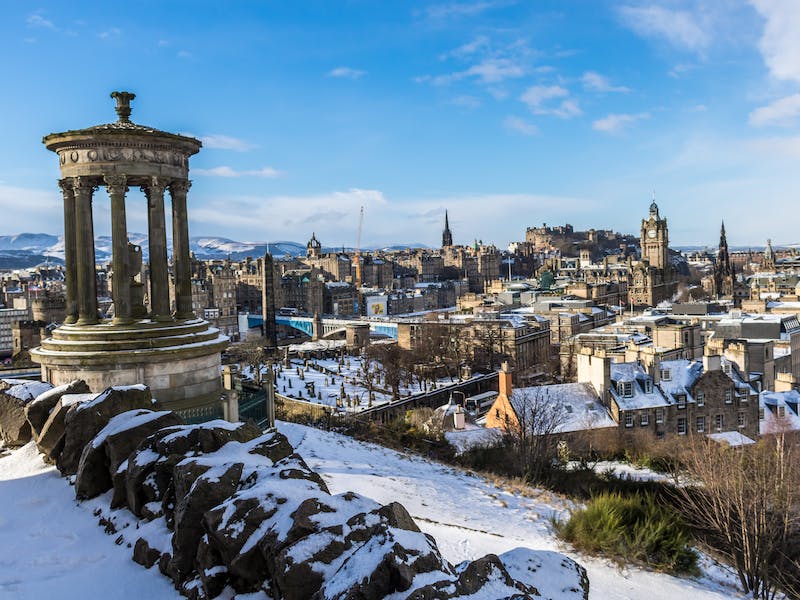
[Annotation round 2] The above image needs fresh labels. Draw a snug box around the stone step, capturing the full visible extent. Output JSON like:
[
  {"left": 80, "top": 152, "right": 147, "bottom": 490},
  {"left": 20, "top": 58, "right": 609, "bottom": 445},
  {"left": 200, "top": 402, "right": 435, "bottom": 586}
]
[{"left": 41, "top": 328, "right": 223, "bottom": 353}]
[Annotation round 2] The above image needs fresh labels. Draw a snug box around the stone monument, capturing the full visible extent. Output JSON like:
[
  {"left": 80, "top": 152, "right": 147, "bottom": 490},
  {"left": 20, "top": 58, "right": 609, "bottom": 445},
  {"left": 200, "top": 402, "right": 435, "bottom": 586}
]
[{"left": 31, "top": 91, "right": 228, "bottom": 420}]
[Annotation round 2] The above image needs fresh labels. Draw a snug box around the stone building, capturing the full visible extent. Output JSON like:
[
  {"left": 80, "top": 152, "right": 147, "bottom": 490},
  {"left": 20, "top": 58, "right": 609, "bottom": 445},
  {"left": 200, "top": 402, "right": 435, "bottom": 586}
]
[
  {"left": 576, "top": 350, "right": 760, "bottom": 441},
  {"left": 628, "top": 199, "right": 677, "bottom": 307}
]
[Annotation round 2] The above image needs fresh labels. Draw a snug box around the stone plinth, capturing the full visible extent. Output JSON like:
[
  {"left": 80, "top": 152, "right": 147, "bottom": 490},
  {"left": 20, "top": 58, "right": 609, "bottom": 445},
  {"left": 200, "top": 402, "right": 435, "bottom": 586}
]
[{"left": 31, "top": 318, "right": 228, "bottom": 415}]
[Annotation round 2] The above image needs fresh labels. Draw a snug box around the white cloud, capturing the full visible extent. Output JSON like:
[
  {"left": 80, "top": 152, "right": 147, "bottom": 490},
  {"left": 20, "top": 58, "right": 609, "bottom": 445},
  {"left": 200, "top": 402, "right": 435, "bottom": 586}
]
[
  {"left": 425, "top": 2, "right": 504, "bottom": 19},
  {"left": 440, "top": 36, "right": 489, "bottom": 60},
  {"left": 194, "top": 166, "right": 282, "bottom": 178},
  {"left": 581, "top": 71, "right": 630, "bottom": 93},
  {"left": 98, "top": 27, "right": 121, "bottom": 39},
  {"left": 177, "top": 50, "right": 192, "bottom": 59},
  {"left": 0, "top": 185, "right": 61, "bottom": 234},
  {"left": 617, "top": 4, "right": 711, "bottom": 53},
  {"left": 328, "top": 67, "right": 366, "bottom": 80},
  {"left": 592, "top": 112, "right": 651, "bottom": 133},
  {"left": 520, "top": 85, "right": 582, "bottom": 119},
  {"left": 26, "top": 14, "right": 57, "bottom": 30},
  {"left": 503, "top": 116, "right": 538, "bottom": 135},
  {"left": 197, "top": 134, "right": 257, "bottom": 152},
  {"left": 748, "top": 93, "right": 800, "bottom": 126},
  {"left": 451, "top": 95, "right": 482, "bottom": 110},
  {"left": 187, "top": 188, "right": 594, "bottom": 248},
  {"left": 750, "top": 0, "right": 800, "bottom": 83}
]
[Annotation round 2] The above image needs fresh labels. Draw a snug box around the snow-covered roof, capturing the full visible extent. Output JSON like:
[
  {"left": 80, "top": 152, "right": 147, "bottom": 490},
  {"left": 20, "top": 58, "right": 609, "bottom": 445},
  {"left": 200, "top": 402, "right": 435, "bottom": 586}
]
[
  {"left": 510, "top": 383, "right": 617, "bottom": 433},
  {"left": 657, "top": 360, "right": 703, "bottom": 404},
  {"left": 609, "top": 362, "right": 669, "bottom": 410},
  {"left": 707, "top": 431, "right": 756, "bottom": 447},
  {"left": 760, "top": 389, "right": 800, "bottom": 435}
]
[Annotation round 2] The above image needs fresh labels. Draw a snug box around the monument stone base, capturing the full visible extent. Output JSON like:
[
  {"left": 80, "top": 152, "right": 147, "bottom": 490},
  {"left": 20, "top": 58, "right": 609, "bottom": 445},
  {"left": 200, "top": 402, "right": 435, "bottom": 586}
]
[{"left": 31, "top": 318, "right": 228, "bottom": 420}]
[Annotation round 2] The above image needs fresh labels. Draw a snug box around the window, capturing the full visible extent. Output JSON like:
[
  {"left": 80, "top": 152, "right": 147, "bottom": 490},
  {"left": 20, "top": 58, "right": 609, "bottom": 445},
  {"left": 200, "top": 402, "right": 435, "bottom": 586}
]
[
  {"left": 738, "top": 412, "right": 746, "bottom": 429},
  {"left": 625, "top": 413, "right": 634, "bottom": 428},
  {"left": 677, "top": 417, "right": 687, "bottom": 435},
  {"left": 696, "top": 391, "right": 705, "bottom": 407},
  {"left": 696, "top": 416, "right": 706, "bottom": 433},
  {"left": 740, "top": 392, "right": 748, "bottom": 403},
  {"left": 640, "top": 413, "right": 649, "bottom": 427},
  {"left": 715, "top": 414, "right": 724, "bottom": 432},
  {"left": 725, "top": 389, "right": 732, "bottom": 404},
  {"left": 759, "top": 407, "right": 765, "bottom": 420},
  {"left": 655, "top": 408, "right": 664, "bottom": 424},
  {"left": 778, "top": 405, "right": 786, "bottom": 419},
  {"left": 677, "top": 395, "right": 687, "bottom": 410},
  {"left": 618, "top": 381, "right": 633, "bottom": 398},
  {"left": 644, "top": 379, "right": 653, "bottom": 394},
  {"left": 661, "top": 368, "right": 672, "bottom": 381}
]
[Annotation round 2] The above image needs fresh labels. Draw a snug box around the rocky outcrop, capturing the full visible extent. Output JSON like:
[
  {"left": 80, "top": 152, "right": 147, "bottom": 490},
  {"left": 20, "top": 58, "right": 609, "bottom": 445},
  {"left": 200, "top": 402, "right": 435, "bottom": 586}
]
[
  {"left": 0, "top": 380, "right": 589, "bottom": 600},
  {"left": 24, "top": 379, "right": 90, "bottom": 439},
  {"left": 0, "top": 379, "right": 53, "bottom": 446},
  {"left": 36, "top": 392, "right": 95, "bottom": 463},
  {"left": 58, "top": 384, "right": 154, "bottom": 475},
  {"left": 75, "top": 409, "right": 183, "bottom": 499}
]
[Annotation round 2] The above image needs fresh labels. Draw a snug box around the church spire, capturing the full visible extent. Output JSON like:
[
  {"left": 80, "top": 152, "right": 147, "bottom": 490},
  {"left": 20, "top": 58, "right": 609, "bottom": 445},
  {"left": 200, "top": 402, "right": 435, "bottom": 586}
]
[{"left": 442, "top": 209, "right": 453, "bottom": 247}]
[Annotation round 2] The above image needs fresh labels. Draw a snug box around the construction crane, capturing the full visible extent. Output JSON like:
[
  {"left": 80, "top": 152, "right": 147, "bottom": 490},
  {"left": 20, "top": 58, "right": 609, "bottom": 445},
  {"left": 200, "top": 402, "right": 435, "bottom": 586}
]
[{"left": 354, "top": 206, "right": 364, "bottom": 315}]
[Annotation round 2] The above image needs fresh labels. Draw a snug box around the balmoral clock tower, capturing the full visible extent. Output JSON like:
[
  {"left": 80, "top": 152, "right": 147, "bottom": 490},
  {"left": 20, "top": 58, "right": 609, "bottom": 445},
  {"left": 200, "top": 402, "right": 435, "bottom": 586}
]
[{"left": 641, "top": 197, "right": 669, "bottom": 270}]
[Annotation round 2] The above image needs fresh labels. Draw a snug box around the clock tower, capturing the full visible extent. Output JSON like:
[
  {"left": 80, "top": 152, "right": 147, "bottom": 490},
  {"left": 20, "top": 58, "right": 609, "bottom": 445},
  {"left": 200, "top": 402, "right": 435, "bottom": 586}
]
[{"left": 640, "top": 197, "right": 669, "bottom": 270}]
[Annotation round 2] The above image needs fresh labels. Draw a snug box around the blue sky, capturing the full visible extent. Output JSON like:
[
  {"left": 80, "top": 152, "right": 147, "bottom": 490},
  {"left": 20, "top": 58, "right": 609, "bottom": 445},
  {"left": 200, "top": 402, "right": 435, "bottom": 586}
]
[{"left": 1, "top": 1, "right": 799, "bottom": 249}]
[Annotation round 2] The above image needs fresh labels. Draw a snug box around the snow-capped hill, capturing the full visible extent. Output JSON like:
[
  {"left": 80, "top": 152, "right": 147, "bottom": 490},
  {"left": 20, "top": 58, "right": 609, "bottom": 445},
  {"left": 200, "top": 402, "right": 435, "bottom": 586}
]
[
  {"left": 192, "top": 237, "right": 258, "bottom": 254},
  {"left": 0, "top": 233, "right": 60, "bottom": 252},
  {"left": 189, "top": 237, "right": 306, "bottom": 259}
]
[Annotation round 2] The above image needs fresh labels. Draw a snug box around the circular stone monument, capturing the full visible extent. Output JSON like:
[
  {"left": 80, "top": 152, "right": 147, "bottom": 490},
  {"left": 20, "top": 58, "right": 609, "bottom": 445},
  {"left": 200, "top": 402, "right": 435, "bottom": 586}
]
[{"left": 31, "top": 92, "right": 228, "bottom": 419}]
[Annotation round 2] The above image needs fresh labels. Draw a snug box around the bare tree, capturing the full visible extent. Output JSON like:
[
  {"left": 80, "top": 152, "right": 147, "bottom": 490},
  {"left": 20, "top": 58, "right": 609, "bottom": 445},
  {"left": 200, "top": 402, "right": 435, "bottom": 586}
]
[
  {"left": 501, "top": 389, "right": 568, "bottom": 483},
  {"left": 673, "top": 435, "right": 800, "bottom": 599},
  {"left": 228, "top": 339, "right": 268, "bottom": 384}
]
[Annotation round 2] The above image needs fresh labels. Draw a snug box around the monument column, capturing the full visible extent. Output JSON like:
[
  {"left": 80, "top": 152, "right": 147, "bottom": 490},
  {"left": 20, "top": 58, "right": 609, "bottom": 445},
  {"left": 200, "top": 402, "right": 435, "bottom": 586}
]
[
  {"left": 105, "top": 174, "right": 132, "bottom": 324},
  {"left": 169, "top": 179, "right": 193, "bottom": 319},
  {"left": 143, "top": 176, "right": 171, "bottom": 321},
  {"left": 58, "top": 178, "right": 78, "bottom": 324},
  {"left": 72, "top": 176, "right": 98, "bottom": 325}
]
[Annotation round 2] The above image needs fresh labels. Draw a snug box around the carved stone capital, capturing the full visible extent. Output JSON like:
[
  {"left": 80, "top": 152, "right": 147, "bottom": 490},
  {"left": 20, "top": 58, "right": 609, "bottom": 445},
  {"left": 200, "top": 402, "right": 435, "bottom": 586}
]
[
  {"left": 58, "top": 178, "right": 75, "bottom": 197},
  {"left": 103, "top": 174, "right": 128, "bottom": 196},
  {"left": 72, "top": 176, "right": 96, "bottom": 197},
  {"left": 169, "top": 179, "right": 191, "bottom": 196},
  {"left": 140, "top": 175, "right": 169, "bottom": 201}
]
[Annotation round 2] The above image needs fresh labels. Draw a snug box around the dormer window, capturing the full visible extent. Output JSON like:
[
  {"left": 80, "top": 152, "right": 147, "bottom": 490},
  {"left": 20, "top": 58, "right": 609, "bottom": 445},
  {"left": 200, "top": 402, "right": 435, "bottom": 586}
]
[
  {"left": 644, "top": 378, "right": 653, "bottom": 394},
  {"left": 677, "top": 394, "right": 687, "bottom": 409},
  {"left": 618, "top": 381, "right": 633, "bottom": 398},
  {"left": 660, "top": 368, "right": 671, "bottom": 381}
]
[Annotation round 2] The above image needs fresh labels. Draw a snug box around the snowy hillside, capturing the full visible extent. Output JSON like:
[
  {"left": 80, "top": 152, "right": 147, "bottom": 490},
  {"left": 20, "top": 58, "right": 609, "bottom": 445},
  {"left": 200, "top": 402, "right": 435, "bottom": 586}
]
[{"left": 0, "top": 420, "right": 748, "bottom": 600}]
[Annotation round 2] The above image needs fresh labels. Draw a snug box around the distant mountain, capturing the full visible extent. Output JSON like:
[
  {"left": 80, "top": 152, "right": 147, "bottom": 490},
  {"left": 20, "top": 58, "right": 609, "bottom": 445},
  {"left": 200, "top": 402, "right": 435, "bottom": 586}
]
[{"left": 0, "top": 233, "right": 311, "bottom": 269}]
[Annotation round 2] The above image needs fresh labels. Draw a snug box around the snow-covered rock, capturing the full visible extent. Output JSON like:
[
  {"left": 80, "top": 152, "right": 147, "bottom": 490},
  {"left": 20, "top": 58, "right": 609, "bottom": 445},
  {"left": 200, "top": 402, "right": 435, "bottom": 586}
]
[
  {"left": 24, "top": 379, "right": 90, "bottom": 439},
  {"left": 58, "top": 384, "right": 155, "bottom": 475},
  {"left": 0, "top": 378, "right": 53, "bottom": 446},
  {"left": 75, "top": 409, "right": 183, "bottom": 499}
]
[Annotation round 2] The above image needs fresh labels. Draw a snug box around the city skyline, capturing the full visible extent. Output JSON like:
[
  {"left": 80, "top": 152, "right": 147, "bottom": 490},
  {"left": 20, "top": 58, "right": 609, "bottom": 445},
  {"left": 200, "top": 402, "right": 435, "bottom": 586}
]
[{"left": 1, "top": 1, "right": 798, "bottom": 247}]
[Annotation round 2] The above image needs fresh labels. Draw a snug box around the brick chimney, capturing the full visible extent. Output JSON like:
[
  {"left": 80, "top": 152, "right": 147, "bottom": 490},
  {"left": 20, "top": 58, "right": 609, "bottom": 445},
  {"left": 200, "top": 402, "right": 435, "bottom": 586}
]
[{"left": 498, "top": 361, "right": 513, "bottom": 399}]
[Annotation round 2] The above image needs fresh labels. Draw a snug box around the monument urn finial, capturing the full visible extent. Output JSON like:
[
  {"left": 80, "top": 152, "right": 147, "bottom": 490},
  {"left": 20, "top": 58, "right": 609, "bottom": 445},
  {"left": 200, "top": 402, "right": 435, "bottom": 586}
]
[{"left": 110, "top": 91, "right": 136, "bottom": 122}]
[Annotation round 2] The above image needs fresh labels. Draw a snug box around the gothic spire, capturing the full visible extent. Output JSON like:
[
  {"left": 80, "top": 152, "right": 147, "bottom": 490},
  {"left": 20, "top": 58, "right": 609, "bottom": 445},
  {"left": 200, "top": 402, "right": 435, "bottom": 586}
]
[{"left": 442, "top": 209, "right": 453, "bottom": 247}]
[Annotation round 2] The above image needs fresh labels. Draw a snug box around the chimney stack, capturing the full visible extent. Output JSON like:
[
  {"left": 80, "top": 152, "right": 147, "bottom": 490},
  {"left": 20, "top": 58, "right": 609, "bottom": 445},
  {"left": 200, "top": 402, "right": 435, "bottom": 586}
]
[{"left": 498, "top": 361, "right": 513, "bottom": 399}]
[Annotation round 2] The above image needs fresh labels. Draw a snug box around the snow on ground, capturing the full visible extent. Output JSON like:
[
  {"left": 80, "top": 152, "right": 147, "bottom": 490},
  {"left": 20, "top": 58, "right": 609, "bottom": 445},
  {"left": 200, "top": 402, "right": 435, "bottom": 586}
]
[
  {"left": 280, "top": 421, "right": 747, "bottom": 600},
  {"left": 0, "top": 419, "right": 748, "bottom": 600},
  {"left": 566, "top": 460, "right": 674, "bottom": 484},
  {"left": 0, "top": 442, "right": 180, "bottom": 600},
  {"left": 268, "top": 357, "right": 463, "bottom": 413}
]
